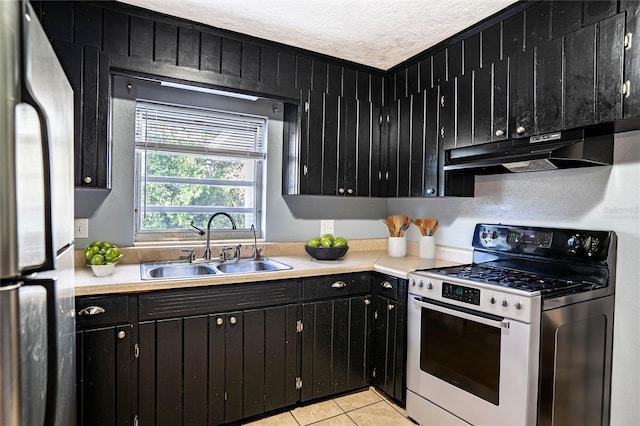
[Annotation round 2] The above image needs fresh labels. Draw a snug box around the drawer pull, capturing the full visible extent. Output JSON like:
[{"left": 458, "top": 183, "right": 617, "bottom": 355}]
[
  {"left": 229, "top": 316, "right": 237, "bottom": 325},
  {"left": 331, "top": 281, "right": 347, "bottom": 289},
  {"left": 388, "top": 303, "right": 395, "bottom": 311},
  {"left": 117, "top": 331, "right": 126, "bottom": 339},
  {"left": 78, "top": 306, "right": 105, "bottom": 316},
  {"left": 381, "top": 281, "right": 393, "bottom": 289},
  {"left": 216, "top": 318, "right": 224, "bottom": 326}
]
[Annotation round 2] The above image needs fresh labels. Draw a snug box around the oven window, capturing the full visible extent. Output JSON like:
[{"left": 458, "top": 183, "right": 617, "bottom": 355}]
[{"left": 420, "top": 308, "right": 501, "bottom": 405}]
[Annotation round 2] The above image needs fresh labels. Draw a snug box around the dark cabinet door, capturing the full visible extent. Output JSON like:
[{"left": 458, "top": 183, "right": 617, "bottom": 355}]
[
  {"left": 510, "top": 49, "right": 535, "bottom": 138},
  {"left": 565, "top": 23, "right": 597, "bottom": 129},
  {"left": 473, "top": 65, "right": 493, "bottom": 144},
  {"left": 409, "top": 92, "right": 425, "bottom": 197},
  {"left": 76, "top": 324, "right": 132, "bottom": 426},
  {"left": 397, "top": 97, "right": 412, "bottom": 197},
  {"left": 301, "top": 91, "right": 377, "bottom": 197},
  {"left": 139, "top": 306, "right": 298, "bottom": 426},
  {"left": 596, "top": 13, "right": 625, "bottom": 123},
  {"left": 303, "top": 90, "right": 324, "bottom": 195},
  {"left": 371, "top": 295, "right": 397, "bottom": 398},
  {"left": 535, "top": 38, "right": 564, "bottom": 134},
  {"left": 437, "top": 81, "right": 455, "bottom": 195},
  {"left": 473, "top": 59, "right": 510, "bottom": 145},
  {"left": 386, "top": 100, "right": 399, "bottom": 197},
  {"left": 456, "top": 73, "right": 473, "bottom": 148},
  {"left": 301, "top": 295, "right": 371, "bottom": 402},
  {"left": 338, "top": 97, "right": 358, "bottom": 196},
  {"left": 370, "top": 275, "right": 407, "bottom": 404},
  {"left": 424, "top": 88, "right": 439, "bottom": 196},
  {"left": 624, "top": 8, "right": 640, "bottom": 118}
]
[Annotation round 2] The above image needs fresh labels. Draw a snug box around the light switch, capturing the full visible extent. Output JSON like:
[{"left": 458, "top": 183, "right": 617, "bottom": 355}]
[{"left": 74, "top": 218, "right": 89, "bottom": 239}]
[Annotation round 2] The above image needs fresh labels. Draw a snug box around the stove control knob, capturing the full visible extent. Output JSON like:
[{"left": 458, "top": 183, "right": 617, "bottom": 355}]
[
  {"left": 411, "top": 280, "right": 416, "bottom": 287},
  {"left": 515, "top": 300, "right": 523, "bottom": 310},
  {"left": 427, "top": 282, "right": 433, "bottom": 290},
  {"left": 490, "top": 296, "right": 497, "bottom": 304},
  {"left": 501, "top": 299, "right": 509, "bottom": 307},
  {"left": 491, "top": 231, "right": 498, "bottom": 239},
  {"left": 419, "top": 281, "right": 424, "bottom": 288}
]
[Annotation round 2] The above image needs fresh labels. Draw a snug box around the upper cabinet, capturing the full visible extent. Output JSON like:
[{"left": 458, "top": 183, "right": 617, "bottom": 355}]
[
  {"left": 390, "top": 0, "right": 631, "bottom": 196},
  {"left": 37, "top": 0, "right": 640, "bottom": 202}
]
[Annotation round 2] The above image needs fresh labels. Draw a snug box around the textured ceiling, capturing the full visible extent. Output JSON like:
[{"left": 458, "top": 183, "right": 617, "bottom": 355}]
[{"left": 117, "top": 0, "right": 516, "bottom": 70}]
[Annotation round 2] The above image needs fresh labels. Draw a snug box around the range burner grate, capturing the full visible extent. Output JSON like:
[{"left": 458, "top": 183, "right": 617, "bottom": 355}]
[{"left": 432, "top": 264, "right": 591, "bottom": 293}]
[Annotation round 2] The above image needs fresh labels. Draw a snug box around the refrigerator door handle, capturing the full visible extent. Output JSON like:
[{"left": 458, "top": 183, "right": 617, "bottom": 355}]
[{"left": 21, "top": 278, "right": 57, "bottom": 426}]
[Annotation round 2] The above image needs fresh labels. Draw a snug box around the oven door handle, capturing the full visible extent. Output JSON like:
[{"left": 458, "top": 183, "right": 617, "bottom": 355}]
[{"left": 411, "top": 296, "right": 510, "bottom": 329}]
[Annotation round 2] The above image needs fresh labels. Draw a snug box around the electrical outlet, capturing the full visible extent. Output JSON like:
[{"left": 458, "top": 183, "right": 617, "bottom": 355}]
[
  {"left": 320, "top": 220, "right": 334, "bottom": 236},
  {"left": 74, "top": 218, "right": 89, "bottom": 239}
]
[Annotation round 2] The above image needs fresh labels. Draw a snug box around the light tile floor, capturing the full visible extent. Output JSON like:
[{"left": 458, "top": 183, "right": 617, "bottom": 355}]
[{"left": 243, "top": 387, "right": 415, "bottom": 426}]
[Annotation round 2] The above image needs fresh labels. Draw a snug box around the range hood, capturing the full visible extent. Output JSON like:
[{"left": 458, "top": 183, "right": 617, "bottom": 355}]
[{"left": 443, "top": 129, "right": 614, "bottom": 175}]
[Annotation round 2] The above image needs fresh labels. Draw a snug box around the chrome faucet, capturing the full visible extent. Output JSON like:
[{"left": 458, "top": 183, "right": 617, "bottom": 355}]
[
  {"left": 204, "top": 212, "right": 237, "bottom": 260},
  {"left": 251, "top": 224, "right": 262, "bottom": 260}
]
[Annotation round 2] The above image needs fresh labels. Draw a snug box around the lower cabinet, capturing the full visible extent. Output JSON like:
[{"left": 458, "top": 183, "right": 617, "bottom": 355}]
[
  {"left": 371, "top": 274, "right": 408, "bottom": 404},
  {"left": 76, "top": 295, "right": 134, "bottom": 426},
  {"left": 137, "top": 305, "right": 299, "bottom": 425},
  {"left": 75, "top": 271, "right": 409, "bottom": 425},
  {"left": 301, "top": 295, "right": 372, "bottom": 401}
]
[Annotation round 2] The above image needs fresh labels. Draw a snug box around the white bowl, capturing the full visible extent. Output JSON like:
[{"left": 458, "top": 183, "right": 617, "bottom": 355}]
[{"left": 90, "top": 264, "right": 115, "bottom": 277}]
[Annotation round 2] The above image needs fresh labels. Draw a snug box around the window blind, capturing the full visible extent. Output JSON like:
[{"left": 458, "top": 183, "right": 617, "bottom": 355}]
[{"left": 135, "top": 100, "right": 267, "bottom": 159}]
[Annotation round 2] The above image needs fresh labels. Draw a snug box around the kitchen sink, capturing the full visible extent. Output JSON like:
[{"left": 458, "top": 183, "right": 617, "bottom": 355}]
[
  {"left": 141, "top": 262, "right": 218, "bottom": 280},
  {"left": 140, "top": 258, "right": 291, "bottom": 280},
  {"left": 215, "top": 258, "right": 292, "bottom": 274}
]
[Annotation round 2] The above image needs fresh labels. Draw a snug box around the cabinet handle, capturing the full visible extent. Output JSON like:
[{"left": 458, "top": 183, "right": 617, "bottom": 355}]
[
  {"left": 426, "top": 188, "right": 435, "bottom": 195},
  {"left": 388, "top": 303, "right": 395, "bottom": 311},
  {"left": 440, "top": 95, "right": 445, "bottom": 107},
  {"left": 117, "top": 331, "right": 126, "bottom": 339},
  {"left": 229, "top": 316, "right": 237, "bottom": 325},
  {"left": 83, "top": 176, "right": 92, "bottom": 184},
  {"left": 347, "top": 188, "right": 353, "bottom": 194},
  {"left": 216, "top": 317, "right": 224, "bottom": 326},
  {"left": 385, "top": 171, "right": 390, "bottom": 181},
  {"left": 623, "top": 80, "right": 631, "bottom": 98},
  {"left": 378, "top": 171, "right": 382, "bottom": 181},
  {"left": 495, "top": 129, "right": 504, "bottom": 137},
  {"left": 331, "top": 281, "right": 347, "bottom": 288},
  {"left": 339, "top": 188, "right": 345, "bottom": 194},
  {"left": 78, "top": 306, "right": 105, "bottom": 316},
  {"left": 381, "top": 281, "right": 393, "bottom": 289},
  {"left": 440, "top": 127, "right": 445, "bottom": 138},
  {"left": 516, "top": 126, "right": 526, "bottom": 135}
]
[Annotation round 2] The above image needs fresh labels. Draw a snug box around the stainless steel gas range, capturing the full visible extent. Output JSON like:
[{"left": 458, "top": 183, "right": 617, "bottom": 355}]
[{"left": 407, "top": 223, "right": 616, "bottom": 426}]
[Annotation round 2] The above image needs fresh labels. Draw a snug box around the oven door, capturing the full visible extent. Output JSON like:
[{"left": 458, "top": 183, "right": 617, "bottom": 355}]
[{"left": 407, "top": 295, "right": 540, "bottom": 426}]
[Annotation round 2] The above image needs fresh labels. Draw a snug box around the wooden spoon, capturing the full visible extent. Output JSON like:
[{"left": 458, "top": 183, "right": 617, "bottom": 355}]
[
  {"left": 392, "top": 215, "right": 404, "bottom": 237},
  {"left": 382, "top": 217, "right": 395, "bottom": 236}
]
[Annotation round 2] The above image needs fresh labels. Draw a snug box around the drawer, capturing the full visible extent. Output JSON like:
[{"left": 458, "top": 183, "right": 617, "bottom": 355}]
[
  {"left": 373, "top": 275, "right": 406, "bottom": 300},
  {"left": 76, "top": 295, "right": 130, "bottom": 329},
  {"left": 302, "top": 272, "right": 372, "bottom": 301}
]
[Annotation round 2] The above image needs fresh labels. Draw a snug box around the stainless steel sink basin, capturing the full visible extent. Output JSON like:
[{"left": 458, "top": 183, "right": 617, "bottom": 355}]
[
  {"left": 215, "top": 258, "right": 292, "bottom": 274},
  {"left": 140, "top": 262, "right": 217, "bottom": 280},
  {"left": 140, "top": 258, "right": 291, "bottom": 280}
]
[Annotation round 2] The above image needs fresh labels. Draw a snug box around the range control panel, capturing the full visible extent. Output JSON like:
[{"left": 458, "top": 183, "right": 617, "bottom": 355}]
[
  {"left": 473, "top": 224, "right": 613, "bottom": 261},
  {"left": 408, "top": 273, "right": 540, "bottom": 323}
]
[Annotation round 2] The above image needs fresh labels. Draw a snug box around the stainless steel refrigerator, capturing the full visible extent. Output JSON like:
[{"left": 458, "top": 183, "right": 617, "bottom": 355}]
[{"left": 1, "top": 1, "right": 76, "bottom": 425}]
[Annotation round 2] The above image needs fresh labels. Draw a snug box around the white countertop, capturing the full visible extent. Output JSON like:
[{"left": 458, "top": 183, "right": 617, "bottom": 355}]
[{"left": 74, "top": 250, "right": 465, "bottom": 296}]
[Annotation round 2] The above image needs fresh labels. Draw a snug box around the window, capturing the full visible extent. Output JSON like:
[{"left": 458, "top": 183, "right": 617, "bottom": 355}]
[{"left": 134, "top": 100, "right": 267, "bottom": 241}]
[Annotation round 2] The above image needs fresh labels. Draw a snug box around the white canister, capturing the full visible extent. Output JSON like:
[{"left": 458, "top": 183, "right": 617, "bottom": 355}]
[
  {"left": 388, "top": 236, "right": 407, "bottom": 257},
  {"left": 419, "top": 235, "right": 436, "bottom": 259}
]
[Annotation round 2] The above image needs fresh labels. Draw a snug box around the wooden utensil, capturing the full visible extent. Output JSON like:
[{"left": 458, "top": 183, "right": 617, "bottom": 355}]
[
  {"left": 415, "top": 218, "right": 438, "bottom": 236},
  {"left": 383, "top": 217, "right": 396, "bottom": 236},
  {"left": 392, "top": 215, "right": 404, "bottom": 237}
]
